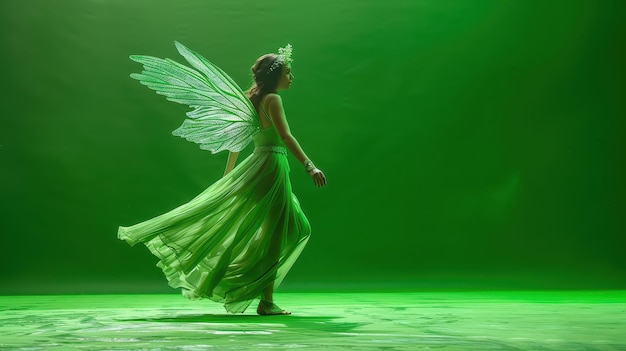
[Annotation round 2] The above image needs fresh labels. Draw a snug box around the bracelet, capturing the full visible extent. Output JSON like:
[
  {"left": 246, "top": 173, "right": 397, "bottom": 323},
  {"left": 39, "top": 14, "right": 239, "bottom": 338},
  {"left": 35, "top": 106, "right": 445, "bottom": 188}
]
[{"left": 304, "top": 160, "right": 315, "bottom": 172}]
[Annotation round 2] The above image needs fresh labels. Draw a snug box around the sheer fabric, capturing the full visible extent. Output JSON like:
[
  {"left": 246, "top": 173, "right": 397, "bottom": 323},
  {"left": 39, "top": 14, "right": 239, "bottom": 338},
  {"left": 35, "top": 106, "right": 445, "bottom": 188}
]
[{"left": 118, "top": 125, "right": 310, "bottom": 313}]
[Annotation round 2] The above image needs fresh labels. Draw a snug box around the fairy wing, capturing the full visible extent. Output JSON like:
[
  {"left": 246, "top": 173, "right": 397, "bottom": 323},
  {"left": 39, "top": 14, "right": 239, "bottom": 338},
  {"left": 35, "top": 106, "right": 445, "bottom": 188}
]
[{"left": 129, "top": 41, "right": 259, "bottom": 153}]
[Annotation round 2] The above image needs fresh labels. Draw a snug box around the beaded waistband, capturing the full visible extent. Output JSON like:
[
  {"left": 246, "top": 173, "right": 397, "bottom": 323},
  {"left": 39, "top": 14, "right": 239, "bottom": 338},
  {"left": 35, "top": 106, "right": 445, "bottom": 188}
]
[{"left": 254, "top": 146, "right": 287, "bottom": 155}]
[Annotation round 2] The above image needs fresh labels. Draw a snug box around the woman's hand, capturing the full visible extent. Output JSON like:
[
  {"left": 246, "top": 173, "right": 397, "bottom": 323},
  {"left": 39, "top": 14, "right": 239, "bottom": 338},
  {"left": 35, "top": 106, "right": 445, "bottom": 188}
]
[{"left": 308, "top": 168, "right": 327, "bottom": 187}]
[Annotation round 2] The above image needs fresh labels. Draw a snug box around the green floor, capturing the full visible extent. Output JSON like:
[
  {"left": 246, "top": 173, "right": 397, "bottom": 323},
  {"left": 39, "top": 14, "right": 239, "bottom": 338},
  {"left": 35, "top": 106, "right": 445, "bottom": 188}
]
[{"left": 1, "top": 291, "right": 624, "bottom": 350}]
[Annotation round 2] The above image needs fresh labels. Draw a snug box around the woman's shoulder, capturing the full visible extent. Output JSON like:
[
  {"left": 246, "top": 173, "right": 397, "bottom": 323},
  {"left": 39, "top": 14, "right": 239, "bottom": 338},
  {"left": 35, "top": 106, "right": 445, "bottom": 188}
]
[{"left": 265, "top": 93, "right": 282, "bottom": 106}]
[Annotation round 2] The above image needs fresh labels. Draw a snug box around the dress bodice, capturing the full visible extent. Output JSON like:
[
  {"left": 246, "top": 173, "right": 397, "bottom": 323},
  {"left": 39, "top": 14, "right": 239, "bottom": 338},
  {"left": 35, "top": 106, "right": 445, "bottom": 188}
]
[
  {"left": 253, "top": 125, "right": 282, "bottom": 147},
  {"left": 253, "top": 96, "right": 284, "bottom": 147}
]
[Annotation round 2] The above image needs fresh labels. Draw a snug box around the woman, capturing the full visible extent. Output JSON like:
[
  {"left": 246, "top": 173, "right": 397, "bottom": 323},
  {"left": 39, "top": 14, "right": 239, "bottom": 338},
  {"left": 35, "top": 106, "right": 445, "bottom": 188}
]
[{"left": 118, "top": 43, "right": 326, "bottom": 315}]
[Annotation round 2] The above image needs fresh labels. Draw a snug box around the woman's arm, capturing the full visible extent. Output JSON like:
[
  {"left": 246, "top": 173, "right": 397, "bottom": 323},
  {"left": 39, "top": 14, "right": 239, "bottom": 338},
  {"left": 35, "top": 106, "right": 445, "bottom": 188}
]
[
  {"left": 266, "top": 94, "right": 309, "bottom": 164},
  {"left": 223, "top": 151, "right": 239, "bottom": 177},
  {"left": 266, "top": 94, "right": 326, "bottom": 187}
]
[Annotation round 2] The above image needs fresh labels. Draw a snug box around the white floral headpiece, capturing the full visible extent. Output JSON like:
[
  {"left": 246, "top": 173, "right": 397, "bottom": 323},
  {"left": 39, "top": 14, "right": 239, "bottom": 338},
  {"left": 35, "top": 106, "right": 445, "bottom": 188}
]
[{"left": 269, "top": 44, "right": 293, "bottom": 72}]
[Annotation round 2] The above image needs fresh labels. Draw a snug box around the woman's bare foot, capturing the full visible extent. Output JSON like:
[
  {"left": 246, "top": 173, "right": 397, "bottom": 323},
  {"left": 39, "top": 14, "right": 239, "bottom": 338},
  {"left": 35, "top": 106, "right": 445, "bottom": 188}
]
[{"left": 257, "top": 300, "right": 291, "bottom": 315}]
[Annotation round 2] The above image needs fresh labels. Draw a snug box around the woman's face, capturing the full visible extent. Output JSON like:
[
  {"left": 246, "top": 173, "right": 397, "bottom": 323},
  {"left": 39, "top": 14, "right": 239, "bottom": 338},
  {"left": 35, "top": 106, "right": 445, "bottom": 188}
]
[{"left": 277, "top": 64, "right": 293, "bottom": 91}]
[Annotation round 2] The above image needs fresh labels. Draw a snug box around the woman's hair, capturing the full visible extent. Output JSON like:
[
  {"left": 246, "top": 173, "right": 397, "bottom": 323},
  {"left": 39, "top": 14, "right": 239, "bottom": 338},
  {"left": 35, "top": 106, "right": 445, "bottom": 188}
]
[{"left": 245, "top": 54, "right": 284, "bottom": 109}]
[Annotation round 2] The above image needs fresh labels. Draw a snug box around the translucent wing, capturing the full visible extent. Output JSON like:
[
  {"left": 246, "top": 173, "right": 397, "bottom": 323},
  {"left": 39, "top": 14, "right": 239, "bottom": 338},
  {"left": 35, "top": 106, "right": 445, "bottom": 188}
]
[{"left": 130, "top": 41, "right": 259, "bottom": 153}]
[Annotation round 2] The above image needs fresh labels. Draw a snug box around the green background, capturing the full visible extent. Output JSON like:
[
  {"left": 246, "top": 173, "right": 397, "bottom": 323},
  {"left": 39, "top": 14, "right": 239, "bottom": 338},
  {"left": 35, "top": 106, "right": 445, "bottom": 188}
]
[{"left": 1, "top": 0, "right": 624, "bottom": 294}]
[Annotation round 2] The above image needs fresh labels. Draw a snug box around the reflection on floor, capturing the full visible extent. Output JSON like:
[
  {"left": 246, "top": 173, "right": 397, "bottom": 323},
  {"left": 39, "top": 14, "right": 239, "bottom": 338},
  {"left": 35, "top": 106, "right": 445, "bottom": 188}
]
[{"left": 0, "top": 291, "right": 624, "bottom": 350}]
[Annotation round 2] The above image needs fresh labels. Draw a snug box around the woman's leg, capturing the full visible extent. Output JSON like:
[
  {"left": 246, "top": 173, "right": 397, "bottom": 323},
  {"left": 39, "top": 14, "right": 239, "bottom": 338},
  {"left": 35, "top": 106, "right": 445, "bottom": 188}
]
[
  {"left": 262, "top": 281, "right": 275, "bottom": 302},
  {"left": 257, "top": 212, "right": 291, "bottom": 315}
]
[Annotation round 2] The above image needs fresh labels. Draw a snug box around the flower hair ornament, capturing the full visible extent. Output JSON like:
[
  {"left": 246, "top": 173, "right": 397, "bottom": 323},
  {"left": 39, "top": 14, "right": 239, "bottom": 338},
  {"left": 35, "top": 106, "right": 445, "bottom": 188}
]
[{"left": 269, "top": 44, "right": 293, "bottom": 72}]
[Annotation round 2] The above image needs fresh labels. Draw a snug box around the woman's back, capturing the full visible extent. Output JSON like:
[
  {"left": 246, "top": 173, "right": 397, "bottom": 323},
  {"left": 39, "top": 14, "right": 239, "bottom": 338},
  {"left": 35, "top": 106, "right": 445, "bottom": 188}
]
[{"left": 253, "top": 95, "right": 283, "bottom": 147}]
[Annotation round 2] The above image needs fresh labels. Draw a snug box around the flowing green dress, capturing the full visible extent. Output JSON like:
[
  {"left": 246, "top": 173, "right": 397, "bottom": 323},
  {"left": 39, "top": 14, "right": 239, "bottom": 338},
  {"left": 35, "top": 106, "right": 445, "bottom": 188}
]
[{"left": 118, "top": 108, "right": 311, "bottom": 313}]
